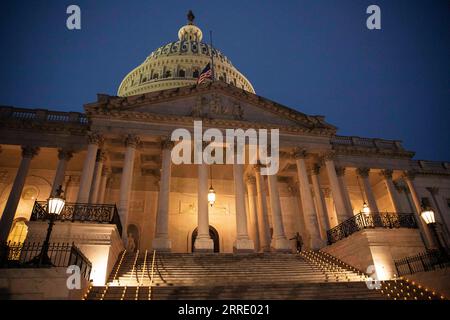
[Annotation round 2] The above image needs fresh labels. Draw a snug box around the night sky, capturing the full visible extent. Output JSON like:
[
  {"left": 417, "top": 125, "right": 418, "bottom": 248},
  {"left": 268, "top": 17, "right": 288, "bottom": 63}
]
[{"left": 0, "top": 0, "right": 449, "bottom": 161}]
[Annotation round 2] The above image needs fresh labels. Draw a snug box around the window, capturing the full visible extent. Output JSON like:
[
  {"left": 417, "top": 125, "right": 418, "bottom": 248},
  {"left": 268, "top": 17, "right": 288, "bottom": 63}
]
[
  {"left": 152, "top": 73, "right": 159, "bottom": 80},
  {"left": 164, "top": 71, "right": 172, "bottom": 78},
  {"left": 193, "top": 69, "right": 199, "bottom": 78},
  {"left": 178, "top": 69, "right": 186, "bottom": 78}
]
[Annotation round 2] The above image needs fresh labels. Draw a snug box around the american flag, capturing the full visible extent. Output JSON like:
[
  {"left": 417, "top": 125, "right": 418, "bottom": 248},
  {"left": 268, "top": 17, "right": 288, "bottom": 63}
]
[{"left": 197, "top": 63, "right": 213, "bottom": 84}]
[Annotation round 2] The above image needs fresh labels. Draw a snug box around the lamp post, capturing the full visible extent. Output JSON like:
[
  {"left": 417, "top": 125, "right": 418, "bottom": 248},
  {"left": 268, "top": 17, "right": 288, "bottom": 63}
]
[
  {"left": 207, "top": 165, "right": 216, "bottom": 207},
  {"left": 30, "top": 185, "right": 65, "bottom": 266},
  {"left": 420, "top": 202, "right": 445, "bottom": 253}
]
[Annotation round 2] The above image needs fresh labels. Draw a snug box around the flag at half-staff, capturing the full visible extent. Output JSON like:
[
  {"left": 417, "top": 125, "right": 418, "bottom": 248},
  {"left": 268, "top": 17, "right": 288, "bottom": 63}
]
[{"left": 197, "top": 63, "right": 213, "bottom": 85}]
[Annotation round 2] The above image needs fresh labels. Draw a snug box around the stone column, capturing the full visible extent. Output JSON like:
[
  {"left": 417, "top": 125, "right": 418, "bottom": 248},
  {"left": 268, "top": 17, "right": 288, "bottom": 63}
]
[
  {"left": 310, "top": 164, "right": 330, "bottom": 241},
  {"left": 50, "top": 149, "right": 73, "bottom": 197},
  {"left": 323, "top": 153, "right": 350, "bottom": 223},
  {"left": 194, "top": 163, "right": 214, "bottom": 252},
  {"left": 266, "top": 172, "right": 290, "bottom": 251},
  {"left": 356, "top": 168, "right": 379, "bottom": 213},
  {"left": 246, "top": 175, "right": 260, "bottom": 252},
  {"left": 152, "top": 139, "right": 173, "bottom": 251},
  {"left": 380, "top": 169, "right": 401, "bottom": 213},
  {"left": 97, "top": 167, "right": 110, "bottom": 204},
  {"left": 254, "top": 165, "right": 271, "bottom": 252},
  {"left": 233, "top": 164, "right": 255, "bottom": 252},
  {"left": 426, "top": 187, "right": 450, "bottom": 244},
  {"left": 77, "top": 133, "right": 103, "bottom": 203},
  {"left": 89, "top": 150, "right": 106, "bottom": 204},
  {"left": 403, "top": 171, "right": 434, "bottom": 248},
  {"left": 118, "top": 135, "right": 139, "bottom": 239},
  {"left": 293, "top": 149, "right": 324, "bottom": 249},
  {"left": 0, "top": 146, "right": 39, "bottom": 242},
  {"left": 335, "top": 166, "right": 354, "bottom": 217}
]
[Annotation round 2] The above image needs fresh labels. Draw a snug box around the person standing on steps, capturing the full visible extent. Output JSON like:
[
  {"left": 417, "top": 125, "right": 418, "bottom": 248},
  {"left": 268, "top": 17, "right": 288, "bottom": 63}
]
[{"left": 290, "top": 232, "right": 303, "bottom": 253}]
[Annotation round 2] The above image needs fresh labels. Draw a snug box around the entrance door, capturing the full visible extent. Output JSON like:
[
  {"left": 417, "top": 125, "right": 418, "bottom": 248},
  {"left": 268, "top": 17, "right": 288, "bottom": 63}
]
[{"left": 191, "top": 226, "right": 220, "bottom": 252}]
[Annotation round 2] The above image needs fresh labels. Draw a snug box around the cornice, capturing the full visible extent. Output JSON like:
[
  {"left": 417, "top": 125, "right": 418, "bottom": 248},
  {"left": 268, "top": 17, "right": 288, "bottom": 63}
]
[{"left": 85, "top": 82, "right": 337, "bottom": 137}]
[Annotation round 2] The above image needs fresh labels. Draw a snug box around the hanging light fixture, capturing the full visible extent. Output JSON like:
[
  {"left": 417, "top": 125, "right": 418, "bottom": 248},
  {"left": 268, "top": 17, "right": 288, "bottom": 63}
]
[
  {"left": 357, "top": 175, "right": 370, "bottom": 215},
  {"left": 207, "top": 165, "right": 216, "bottom": 207}
]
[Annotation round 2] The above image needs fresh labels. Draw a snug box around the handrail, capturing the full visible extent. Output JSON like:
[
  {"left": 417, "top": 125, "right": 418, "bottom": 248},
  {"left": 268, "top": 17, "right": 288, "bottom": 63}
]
[
  {"left": 327, "top": 212, "right": 418, "bottom": 244},
  {"left": 148, "top": 250, "right": 156, "bottom": 300}
]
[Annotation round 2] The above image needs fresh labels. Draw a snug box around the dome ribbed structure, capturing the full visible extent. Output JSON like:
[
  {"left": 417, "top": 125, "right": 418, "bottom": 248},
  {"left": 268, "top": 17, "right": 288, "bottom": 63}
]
[{"left": 118, "top": 11, "right": 254, "bottom": 96}]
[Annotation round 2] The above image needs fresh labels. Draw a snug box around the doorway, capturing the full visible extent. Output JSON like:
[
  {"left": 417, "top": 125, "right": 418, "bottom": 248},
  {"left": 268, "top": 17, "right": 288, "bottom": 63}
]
[{"left": 191, "top": 226, "right": 220, "bottom": 253}]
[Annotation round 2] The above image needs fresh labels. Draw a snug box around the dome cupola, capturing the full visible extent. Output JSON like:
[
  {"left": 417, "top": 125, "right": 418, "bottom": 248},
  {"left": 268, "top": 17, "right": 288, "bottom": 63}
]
[{"left": 118, "top": 11, "right": 254, "bottom": 97}]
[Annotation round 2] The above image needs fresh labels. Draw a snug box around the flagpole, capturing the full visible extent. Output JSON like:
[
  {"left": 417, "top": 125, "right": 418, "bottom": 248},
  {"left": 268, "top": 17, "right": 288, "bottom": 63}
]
[{"left": 210, "top": 30, "right": 215, "bottom": 82}]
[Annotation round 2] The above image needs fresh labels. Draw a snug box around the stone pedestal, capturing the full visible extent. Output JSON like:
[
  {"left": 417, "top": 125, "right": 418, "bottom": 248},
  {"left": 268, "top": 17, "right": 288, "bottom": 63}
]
[
  {"left": 152, "top": 237, "right": 172, "bottom": 252},
  {"left": 194, "top": 238, "right": 214, "bottom": 253},
  {"left": 234, "top": 239, "right": 256, "bottom": 253}
]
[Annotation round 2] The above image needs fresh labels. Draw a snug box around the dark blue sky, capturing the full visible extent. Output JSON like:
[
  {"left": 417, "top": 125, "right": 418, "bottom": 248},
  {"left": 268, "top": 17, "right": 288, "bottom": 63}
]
[{"left": 1, "top": 0, "right": 449, "bottom": 161}]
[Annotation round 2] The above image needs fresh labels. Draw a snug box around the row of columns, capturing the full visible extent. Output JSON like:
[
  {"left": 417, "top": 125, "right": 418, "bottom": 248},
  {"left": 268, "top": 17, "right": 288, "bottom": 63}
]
[{"left": 0, "top": 139, "right": 446, "bottom": 253}]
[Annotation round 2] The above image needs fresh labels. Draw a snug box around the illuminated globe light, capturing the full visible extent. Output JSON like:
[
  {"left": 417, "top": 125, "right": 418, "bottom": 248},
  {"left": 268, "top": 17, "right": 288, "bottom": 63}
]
[
  {"left": 420, "top": 207, "right": 435, "bottom": 225},
  {"left": 208, "top": 186, "right": 216, "bottom": 207},
  {"left": 47, "top": 186, "right": 65, "bottom": 215},
  {"left": 362, "top": 202, "right": 371, "bottom": 215}
]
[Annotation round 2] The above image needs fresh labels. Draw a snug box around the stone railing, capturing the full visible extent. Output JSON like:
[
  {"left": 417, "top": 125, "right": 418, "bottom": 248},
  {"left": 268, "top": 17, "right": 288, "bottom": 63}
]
[
  {"left": 410, "top": 160, "right": 450, "bottom": 175},
  {"left": 0, "top": 106, "right": 87, "bottom": 125},
  {"left": 327, "top": 212, "right": 418, "bottom": 244},
  {"left": 331, "top": 135, "right": 404, "bottom": 151}
]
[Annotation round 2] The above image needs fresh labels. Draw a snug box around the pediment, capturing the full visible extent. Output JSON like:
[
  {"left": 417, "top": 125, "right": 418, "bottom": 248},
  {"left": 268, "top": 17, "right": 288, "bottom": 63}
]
[{"left": 85, "top": 82, "right": 336, "bottom": 136}]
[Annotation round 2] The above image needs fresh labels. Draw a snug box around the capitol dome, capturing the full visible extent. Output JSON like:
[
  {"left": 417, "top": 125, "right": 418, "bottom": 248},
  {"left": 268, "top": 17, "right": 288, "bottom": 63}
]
[{"left": 117, "top": 11, "right": 255, "bottom": 97}]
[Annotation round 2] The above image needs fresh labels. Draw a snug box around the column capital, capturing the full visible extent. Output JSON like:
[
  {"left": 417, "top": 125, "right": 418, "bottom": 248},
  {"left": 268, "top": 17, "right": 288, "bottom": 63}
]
[
  {"left": 311, "top": 164, "right": 322, "bottom": 176},
  {"left": 380, "top": 169, "right": 393, "bottom": 179},
  {"left": 356, "top": 167, "right": 370, "bottom": 178},
  {"left": 404, "top": 170, "right": 416, "bottom": 181},
  {"left": 335, "top": 166, "right": 346, "bottom": 177},
  {"left": 87, "top": 132, "right": 104, "bottom": 146},
  {"left": 21, "top": 146, "right": 40, "bottom": 159},
  {"left": 321, "top": 150, "right": 336, "bottom": 161},
  {"left": 245, "top": 174, "right": 256, "bottom": 185},
  {"left": 426, "top": 187, "right": 439, "bottom": 195},
  {"left": 124, "top": 134, "right": 141, "bottom": 148},
  {"left": 292, "top": 147, "right": 307, "bottom": 159},
  {"left": 58, "top": 149, "right": 73, "bottom": 161},
  {"left": 253, "top": 162, "right": 266, "bottom": 172},
  {"left": 96, "top": 150, "right": 107, "bottom": 162},
  {"left": 161, "top": 138, "right": 175, "bottom": 150}
]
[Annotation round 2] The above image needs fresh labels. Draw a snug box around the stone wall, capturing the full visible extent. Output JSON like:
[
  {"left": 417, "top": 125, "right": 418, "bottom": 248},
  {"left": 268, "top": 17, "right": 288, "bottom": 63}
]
[
  {"left": 322, "top": 228, "right": 426, "bottom": 280},
  {"left": 25, "top": 222, "right": 124, "bottom": 285},
  {"left": 0, "top": 267, "right": 89, "bottom": 300}
]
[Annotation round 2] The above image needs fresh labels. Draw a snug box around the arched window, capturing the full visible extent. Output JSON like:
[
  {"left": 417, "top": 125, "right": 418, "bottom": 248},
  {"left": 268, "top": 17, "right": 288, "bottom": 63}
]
[
  {"left": 164, "top": 71, "right": 172, "bottom": 78},
  {"left": 153, "top": 73, "right": 159, "bottom": 80},
  {"left": 193, "top": 69, "right": 199, "bottom": 78},
  {"left": 178, "top": 69, "right": 186, "bottom": 78}
]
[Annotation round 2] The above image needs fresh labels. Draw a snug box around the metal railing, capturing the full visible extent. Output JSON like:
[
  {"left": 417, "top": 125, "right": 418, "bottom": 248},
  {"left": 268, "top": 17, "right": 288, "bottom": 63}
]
[
  {"left": 327, "top": 212, "right": 418, "bottom": 244},
  {"left": 31, "top": 201, "right": 122, "bottom": 236},
  {"left": 0, "top": 242, "right": 92, "bottom": 280},
  {"left": 148, "top": 250, "right": 156, "bottom": 300},
  {"left": 394, "top": 249, "right": 450, "bottom": 276}
]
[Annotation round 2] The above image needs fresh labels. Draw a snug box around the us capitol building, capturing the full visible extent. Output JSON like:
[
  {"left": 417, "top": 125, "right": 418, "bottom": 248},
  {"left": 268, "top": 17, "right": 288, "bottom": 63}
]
[{"left": 0, "top": 13, "right": 448, "bottom": 300}]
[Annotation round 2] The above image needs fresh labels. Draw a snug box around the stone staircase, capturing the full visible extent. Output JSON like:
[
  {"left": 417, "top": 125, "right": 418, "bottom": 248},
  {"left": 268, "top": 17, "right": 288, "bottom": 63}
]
[
  {"left": 84, "top": 250, "right": 444, "bottom": 300},
  {"left": 86, "top": 250, "right": 377, "bottom": 300}
]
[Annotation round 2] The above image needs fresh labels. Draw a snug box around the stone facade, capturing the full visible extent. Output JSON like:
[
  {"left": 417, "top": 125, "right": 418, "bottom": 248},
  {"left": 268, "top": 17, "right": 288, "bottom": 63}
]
[{"left": 0, "top": 14, "right": 449, "bottom": 287}]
